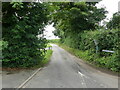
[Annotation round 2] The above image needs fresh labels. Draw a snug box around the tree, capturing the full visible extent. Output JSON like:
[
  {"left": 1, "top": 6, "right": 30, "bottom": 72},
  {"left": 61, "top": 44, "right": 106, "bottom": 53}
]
[
  {"left": 49, "top": 2, "right": 107, "bottom": 49},
  {"left": 2, "top": 2, "right": 49, "bottom": 67},
  {"left": 107, "top": 12, "right": 120, "bottom": 29}
]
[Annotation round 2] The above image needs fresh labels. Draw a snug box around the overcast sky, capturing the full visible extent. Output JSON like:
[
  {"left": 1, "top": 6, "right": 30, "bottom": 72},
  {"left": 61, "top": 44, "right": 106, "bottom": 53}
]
[
  {"left": 44, "top": 0, "right": 120, "bottom": 39},
  {"left": 96, "top": 0, "right": 120, "bottom": 20}
]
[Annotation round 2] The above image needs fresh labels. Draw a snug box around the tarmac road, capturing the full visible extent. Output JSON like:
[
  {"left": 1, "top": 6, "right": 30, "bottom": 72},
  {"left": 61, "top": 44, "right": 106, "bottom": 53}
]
[{"left": 23, "top": 44, "right": 118, "bottom": 88}]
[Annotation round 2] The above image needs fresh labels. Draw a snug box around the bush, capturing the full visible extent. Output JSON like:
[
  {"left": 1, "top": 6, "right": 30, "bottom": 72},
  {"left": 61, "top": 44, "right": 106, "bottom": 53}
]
[
  {"left": 38, "top": 49, "right": 53, "bottom": 67},
  {"left": 0, "top": 40, "right": 8, "bottom": 51},
  {"left": 59, "top": 44, "right": 120, "bottom": 72},
  {"left": 2, "top": 3, "right": 49, "bottom": 68},
  {"left": 79, "top": 29, "right": 118, "bottom": 56},
  {"left": 58, "top": 29, "right": 119, "bottom": 72},
  {"left": 61, "top": 29, "right": 118, "bottom": 57}
]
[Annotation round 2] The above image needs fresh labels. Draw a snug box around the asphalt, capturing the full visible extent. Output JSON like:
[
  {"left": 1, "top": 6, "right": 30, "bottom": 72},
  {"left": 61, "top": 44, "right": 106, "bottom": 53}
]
[
  {"left": 22, "top": 44, "right": 118, "bottom": 88},
  {"left": 2, "top": 69, "right": 37, "bottom": 88}
]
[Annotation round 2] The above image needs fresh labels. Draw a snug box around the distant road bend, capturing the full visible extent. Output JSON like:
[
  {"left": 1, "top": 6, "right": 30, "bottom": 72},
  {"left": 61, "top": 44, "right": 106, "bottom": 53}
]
[{"left": 23, "top": 44, "right": 118, "bottom": 88}]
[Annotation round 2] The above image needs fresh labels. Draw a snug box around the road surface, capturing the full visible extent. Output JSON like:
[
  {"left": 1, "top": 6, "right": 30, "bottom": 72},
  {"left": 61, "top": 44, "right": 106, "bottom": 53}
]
[{"left": 23, "top": 44, "right": 118, "bottom": 88}]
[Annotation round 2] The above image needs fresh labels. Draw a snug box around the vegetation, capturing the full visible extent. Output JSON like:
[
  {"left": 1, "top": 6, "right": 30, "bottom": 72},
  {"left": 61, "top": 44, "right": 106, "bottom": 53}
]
[
  {"left": 47, "top": 44, "right": 52, "bottom": 48},
  {"left": 48, "top": 39, "right": 60, "bottom": 44},
  {"left": 2, "top": 2, "right": 119, "bottom": 72},
  {"left": 49, "top": 2, "right": 119, "bottom": 72},
  {"left": 78, "top": 29, "right": 119, "bottom": 56},
  {"left": 0, "top": 40, "right": 8, "bottom": 51},
  {"left": 34, "top": 49, "right": 53, "bottom": 68},
  {"left": 50, "top": 2, "right": 107, "bottom": 45},
  {"left": 107, "top": 12, "right": 120, "bottom": 29},
  {"left": 2, "top": 2, "right": 50, "bottom": 68},
  {"left": 41, "top": 49, "right": 53, "bottom": 66},
  {"left": 57, "top": 29, "right": 119, "bottom": 72}
]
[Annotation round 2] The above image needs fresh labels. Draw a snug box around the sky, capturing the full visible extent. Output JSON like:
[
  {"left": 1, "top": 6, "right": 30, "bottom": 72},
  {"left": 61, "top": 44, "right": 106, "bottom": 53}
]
[
  {"left": 44, "top": 0, "right": 120, "bottom": 39},
  {"left": 96, "top": 0, "right": 120, "bottom": 21},
  {"left": 44, "top": 23, "right": 60, "bottom": 40}
]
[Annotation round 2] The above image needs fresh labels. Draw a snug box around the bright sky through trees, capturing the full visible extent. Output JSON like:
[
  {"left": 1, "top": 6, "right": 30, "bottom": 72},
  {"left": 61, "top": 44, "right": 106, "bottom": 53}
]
[
  {"left": 44, "top": 0, "right": 120, "bottom": 39},
  {"left": 44, "top": 23, "right": 60, "bottom": 39}
]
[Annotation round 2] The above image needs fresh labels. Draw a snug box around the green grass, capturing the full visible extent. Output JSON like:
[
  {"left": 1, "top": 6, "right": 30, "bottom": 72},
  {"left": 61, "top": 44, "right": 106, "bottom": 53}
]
[
  {"left": 28, "top": 49, "right": 53, "bottom": 69},
  {"left": 47, "top": 44, "right": 52, "bottom": 48},
  {"left": 32, "top": 49, "right": 53, "bottom": 69},
  {"left": 41, "top": 50, "right": 53, "bottom": 66},
  {"left": 48, "top": 39, "right": 60, "bottom": 44}
]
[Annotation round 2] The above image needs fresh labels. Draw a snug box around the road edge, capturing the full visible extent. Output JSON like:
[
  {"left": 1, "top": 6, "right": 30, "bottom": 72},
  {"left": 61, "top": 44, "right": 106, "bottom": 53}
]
[{"left": 16, "top": 68, "right": 42, "bottom": 89}]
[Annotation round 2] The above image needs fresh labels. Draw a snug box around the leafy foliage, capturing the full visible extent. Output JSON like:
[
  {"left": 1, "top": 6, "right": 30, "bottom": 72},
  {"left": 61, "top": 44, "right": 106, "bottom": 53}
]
[
  {"left": 50, "top": 2, "right": 107, "bottom": 49},
  {"left": 49, "top": 3, "right": 119, "bottom": 72},
  {"left": 48, "top": 39, "right": 60, "bottom": 44},
  {"left": 2, "top": 2, "right": 49, "bottom": 67},
  {"left": 79, "top": 29, "right": 119, "bottom": 55},
  {"left": 107, "top": 12, "right": 120, "bottom": 29},
  {"left": 59, "top": 43, "right": 119, "bottom": 72}
]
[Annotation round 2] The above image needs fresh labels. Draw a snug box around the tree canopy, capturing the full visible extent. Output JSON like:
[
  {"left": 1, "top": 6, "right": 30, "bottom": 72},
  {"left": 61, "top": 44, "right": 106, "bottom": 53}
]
[
  {"left": 49, "top": 2, "right": 107, "bottom": 48},
  {"left": 107, "top": 12, "right": 120, "bottom": 29}
]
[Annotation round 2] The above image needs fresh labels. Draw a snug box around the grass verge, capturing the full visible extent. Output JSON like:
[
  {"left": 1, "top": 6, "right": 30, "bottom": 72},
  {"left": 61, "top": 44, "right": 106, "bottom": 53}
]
[
  {"left": 32, "top": 49, "right": 53, "bottom": 69},
  {"left": 41, "top": 49, "right": 53, "bottom": 67},
  {"left": 57, "top": 43, "right": 119, "bottom": 73}
]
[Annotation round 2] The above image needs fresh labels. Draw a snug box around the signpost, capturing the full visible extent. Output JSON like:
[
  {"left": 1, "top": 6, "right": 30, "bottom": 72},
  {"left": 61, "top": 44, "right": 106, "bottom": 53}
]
[
  {"left": 94, "top": 39, "right": 115, "bottom": 53},
  {"left": 102, "top": 50, "right": 115, "bottom": 53}
]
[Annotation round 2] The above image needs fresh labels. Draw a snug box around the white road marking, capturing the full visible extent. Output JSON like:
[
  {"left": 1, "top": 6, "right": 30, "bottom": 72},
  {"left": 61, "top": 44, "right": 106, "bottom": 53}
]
[
  {"left": 16, "top": 68, "right": 42, "bottom": 89},
  {"left": 78, "top": 71, "right": 89, "bottom": 78},
  {"left": 81, "top": 83, "right": 85, "bottom": 85},
  {"left": 78, "top": 71, "right": 87, "bottom": 88},
  {"left": 78, "top": 71, "right": 85, "bottom": 76}
]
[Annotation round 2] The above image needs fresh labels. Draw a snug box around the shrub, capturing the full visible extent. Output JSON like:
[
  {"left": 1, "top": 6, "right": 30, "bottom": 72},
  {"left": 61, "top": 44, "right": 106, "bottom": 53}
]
[
  {"left": 58, "top": 29, "right": 119, "bottom": 72},
  {"left": 79, "top": 29, "right": 118, "bottom": 56},
  {"left": 2, "top": 3, "right": 49, "bottom": 68}
]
